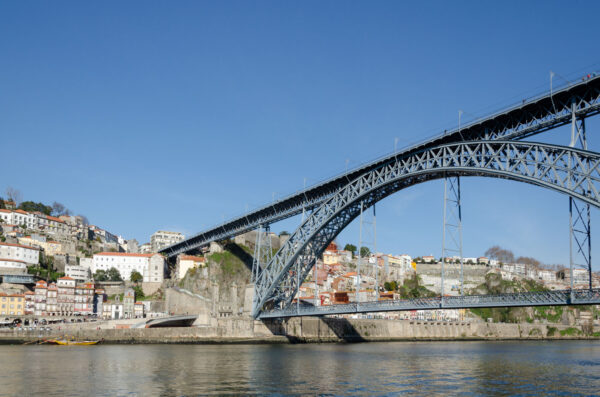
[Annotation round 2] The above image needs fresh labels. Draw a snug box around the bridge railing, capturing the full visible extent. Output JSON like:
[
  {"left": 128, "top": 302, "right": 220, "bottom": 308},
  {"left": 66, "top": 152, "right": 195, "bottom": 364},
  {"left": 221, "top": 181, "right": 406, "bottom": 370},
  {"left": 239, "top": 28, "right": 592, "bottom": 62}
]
[{"left": 258, "top": 288, "right": 600, "bottom": 319}]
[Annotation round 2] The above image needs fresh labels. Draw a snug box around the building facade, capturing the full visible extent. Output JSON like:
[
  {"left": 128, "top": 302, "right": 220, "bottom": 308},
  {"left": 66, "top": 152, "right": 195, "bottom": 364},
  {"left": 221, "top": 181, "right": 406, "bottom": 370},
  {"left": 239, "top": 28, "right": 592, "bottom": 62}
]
[
  {"left": 65, "top": 264, "right": 91, "bottom": 282},
  {"left": 57, "top": 276, "right": 76, "bottom": 316},
  {"left": 0, "top": 293, "right": 24, "bottom": 316},
  {"left": 176, "top": 255, "right": 205, "bottom": 280},
  {"left": 92, "top": 252, "right": 166, "bottom": 282},
  {"left": 151, "top": 231, "right": 185, "bottom": 252},
  {"left": 0, "top": 242, "right": 39, "bottom": 265}
]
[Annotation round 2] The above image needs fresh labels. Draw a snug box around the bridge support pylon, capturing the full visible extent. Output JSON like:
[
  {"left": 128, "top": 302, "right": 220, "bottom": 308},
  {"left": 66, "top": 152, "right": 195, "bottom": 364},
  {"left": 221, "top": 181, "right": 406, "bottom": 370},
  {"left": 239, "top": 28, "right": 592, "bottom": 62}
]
[
  {"left": 251, "top": 225, "right": 272, "bottom": 284},
  {"left": 441, "top": 175, "right": 464, "bottom": 302},
  {"left": 569, "top": 100, "right": 593, "bottom": 294}
]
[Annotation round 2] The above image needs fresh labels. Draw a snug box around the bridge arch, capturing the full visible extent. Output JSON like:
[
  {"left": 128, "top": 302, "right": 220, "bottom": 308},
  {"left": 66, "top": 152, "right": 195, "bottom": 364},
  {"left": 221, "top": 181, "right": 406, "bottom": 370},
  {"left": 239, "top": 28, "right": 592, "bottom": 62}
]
[{"left": 252, "top": 141, "right": 600, "bottom": 317}]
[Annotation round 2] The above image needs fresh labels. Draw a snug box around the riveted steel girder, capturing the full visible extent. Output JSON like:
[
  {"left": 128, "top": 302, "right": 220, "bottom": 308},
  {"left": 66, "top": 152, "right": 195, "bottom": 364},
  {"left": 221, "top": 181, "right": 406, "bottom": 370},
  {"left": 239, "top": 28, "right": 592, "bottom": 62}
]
[
  {"left": 253, "top": 141, "right": 600, "bottom": 318},
  {"left": 259, "top": 288, "right": 600, "bottom": 318},
  {"left": 161, "top": 77, "right": 600, "bottom": 260}
]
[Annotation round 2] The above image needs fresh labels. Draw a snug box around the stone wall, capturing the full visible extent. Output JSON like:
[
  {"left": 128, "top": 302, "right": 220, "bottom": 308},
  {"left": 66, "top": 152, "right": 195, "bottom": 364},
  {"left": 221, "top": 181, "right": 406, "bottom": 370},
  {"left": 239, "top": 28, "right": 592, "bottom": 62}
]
[
  {"left": 165, "top": 288, "right": 212, "bottom": 325},
  {"left": 141, "top": 282, "right": 162, "bottom": 296},
  {"left": 1, "top": 317, "right": 597, "bottom": 345},
  {"left": 266, "top": 317, "right": 598, "bottom": 342}
]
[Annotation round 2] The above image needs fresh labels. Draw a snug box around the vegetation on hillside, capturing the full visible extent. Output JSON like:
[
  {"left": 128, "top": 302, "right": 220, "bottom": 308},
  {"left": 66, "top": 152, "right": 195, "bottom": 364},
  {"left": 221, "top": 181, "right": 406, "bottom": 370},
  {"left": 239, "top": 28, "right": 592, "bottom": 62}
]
[
  {"left": 384, "top": 274, "right": 436, "bottom": 299},
  {"left": 94, "top": 267, "right": 123, "bottom": 282}
]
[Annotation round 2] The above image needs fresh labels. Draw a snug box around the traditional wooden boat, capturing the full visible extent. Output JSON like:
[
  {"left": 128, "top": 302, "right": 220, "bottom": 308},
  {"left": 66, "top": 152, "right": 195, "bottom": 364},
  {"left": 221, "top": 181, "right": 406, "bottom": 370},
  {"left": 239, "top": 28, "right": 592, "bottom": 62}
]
[{"left": 52, "top": 339, "right": 99, "bottom": 346}]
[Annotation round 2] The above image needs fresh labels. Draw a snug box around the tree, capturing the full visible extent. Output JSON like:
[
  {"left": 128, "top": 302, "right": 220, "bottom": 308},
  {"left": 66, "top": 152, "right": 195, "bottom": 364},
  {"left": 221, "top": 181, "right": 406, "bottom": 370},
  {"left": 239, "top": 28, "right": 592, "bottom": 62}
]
[
  {"left": 18, "top": 201, "right": 52, "bottom": 215},
  {"left": 94, "top": 270, "right": 108, "bottom": 281},
  {"left": 279, "top": 231, "right": 290, "bottom": 236},
  {"left": 107, "top": 267, "right": 123, "bottom": 282},
  {"left": 516, "top": 256, "right": 541, "bottom": 267},
  {"left": 5, "top": 187, "right": 22, "bottom": 206},
  {"left": 77, "top": 214, "right": 90, "bottom": 226},
  {"left": 133, "top": 285, "right": 145, "bottom": 300},
  {"left": 130, "top": 270, "right": 143, "bottom": 283},
  {"left": 343, "top": 244, "right": 357, "bottom": 257},
  {"left": 384, "top": 280, "right": 398, "bottom": 291},
  {"left": 485, "top": 245, "right": 514, "bottom": 264},
  {"left": 51, "top": 202, "right": 70, "bottom": 216},
  {"left": 359, "top": 246, "right": 370, "bottom": 258}
]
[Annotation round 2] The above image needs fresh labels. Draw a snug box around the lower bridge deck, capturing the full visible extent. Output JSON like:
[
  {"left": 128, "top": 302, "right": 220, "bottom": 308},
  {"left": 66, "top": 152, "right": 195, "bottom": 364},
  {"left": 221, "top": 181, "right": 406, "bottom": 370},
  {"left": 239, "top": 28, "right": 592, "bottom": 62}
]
[{"left": 258, "top": 288, "right": 600, "bottom": 319}]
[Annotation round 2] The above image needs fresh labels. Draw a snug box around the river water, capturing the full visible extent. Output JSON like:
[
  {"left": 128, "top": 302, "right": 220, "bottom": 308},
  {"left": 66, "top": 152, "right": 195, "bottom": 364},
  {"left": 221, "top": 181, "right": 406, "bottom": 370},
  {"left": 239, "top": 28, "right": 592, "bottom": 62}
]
[{"left": 0, "top": 341, "right": 599, "bottom": 396}]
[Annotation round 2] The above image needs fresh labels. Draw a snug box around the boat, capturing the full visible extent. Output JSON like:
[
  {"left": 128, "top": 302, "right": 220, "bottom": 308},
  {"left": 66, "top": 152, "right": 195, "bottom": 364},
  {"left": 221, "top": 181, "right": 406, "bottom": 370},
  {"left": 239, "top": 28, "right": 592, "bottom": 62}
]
[{"left": 50, "top": 339, "right": 100, "bottom": 346}]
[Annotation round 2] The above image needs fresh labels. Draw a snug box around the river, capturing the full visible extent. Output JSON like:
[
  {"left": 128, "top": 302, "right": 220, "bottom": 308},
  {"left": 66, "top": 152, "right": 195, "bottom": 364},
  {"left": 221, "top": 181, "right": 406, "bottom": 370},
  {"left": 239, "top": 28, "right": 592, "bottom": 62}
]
[{"left": 0, "top": 341, "right": 599, "bottom": 396}]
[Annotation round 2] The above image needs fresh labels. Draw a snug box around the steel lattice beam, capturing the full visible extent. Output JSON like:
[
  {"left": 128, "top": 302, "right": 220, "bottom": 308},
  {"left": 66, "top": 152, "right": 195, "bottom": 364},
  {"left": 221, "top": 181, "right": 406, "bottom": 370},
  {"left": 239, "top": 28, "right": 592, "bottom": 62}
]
[
  {"left": 258, "top": 288, "right": 600, "bottom": 318},
  {"left": 161, "top": 77, "right": 600, "bottom": 259},
  {"left": 253, "top": 141, "right": 600, "bottom": 317}
]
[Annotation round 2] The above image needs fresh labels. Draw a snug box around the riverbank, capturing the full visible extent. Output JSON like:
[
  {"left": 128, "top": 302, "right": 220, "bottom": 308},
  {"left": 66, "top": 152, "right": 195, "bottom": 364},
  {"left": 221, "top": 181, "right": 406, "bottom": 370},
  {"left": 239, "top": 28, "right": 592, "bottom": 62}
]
[{"left": 1, "top": 317, "right": 598, "bottom": 344}]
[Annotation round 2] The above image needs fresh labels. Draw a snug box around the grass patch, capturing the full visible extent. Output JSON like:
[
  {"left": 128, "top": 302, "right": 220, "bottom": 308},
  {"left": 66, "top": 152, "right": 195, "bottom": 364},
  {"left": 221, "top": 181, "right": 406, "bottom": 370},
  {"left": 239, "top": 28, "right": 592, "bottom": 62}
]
[
  {"left": 528, "top": 328, "right": 541, "bottom": 336},
  {"left": 547, "top": 326, "right": 557, "bottom": 337},
  {"left": 559, "top": 327, "right": 581, "bottom": 337},
  {"left": 208, "top": 251, "right": 247, "bottom": 277}
]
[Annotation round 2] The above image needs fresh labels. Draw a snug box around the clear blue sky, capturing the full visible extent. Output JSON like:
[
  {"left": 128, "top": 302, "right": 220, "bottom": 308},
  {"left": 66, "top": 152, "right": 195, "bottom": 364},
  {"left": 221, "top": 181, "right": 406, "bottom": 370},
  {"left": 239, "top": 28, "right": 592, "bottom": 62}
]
[{"left": 1, "top": 1, "right": 600, "bottom": 268}]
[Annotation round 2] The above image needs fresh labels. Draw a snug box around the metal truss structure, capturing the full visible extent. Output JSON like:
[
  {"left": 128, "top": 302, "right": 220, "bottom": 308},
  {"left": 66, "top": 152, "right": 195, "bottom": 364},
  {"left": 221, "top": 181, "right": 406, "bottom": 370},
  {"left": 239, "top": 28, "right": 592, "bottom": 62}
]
[
  {"left": 160, "top": 76, "right": 600, "bottom": 260},
  {"left": 569, "top": 104, "right": 593, "bottom": 291},
  {"left": 441, "top": 176, "right": 463, "bottom": 296},
  {"left": 259, "top": 288, "right": 600, "bottom": 319},
  {"left": 251, "top": 225, "right": 272, "bottom": 284},
  {"left": 252, "top": 141, "right": 600, "bottom": 317}
]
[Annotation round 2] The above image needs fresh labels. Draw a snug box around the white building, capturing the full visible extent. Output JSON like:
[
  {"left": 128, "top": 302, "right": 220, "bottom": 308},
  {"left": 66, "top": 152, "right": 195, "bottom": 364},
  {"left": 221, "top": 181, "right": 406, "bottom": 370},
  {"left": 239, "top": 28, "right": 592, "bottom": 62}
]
[
  {"left": 36, "top": 214, "right": 69, "bottom": 236},
  {"left": 539, "top": 270, "right": 556, "bottom": 283},
  {"left": 0, "top": 258, "right": 27, "bottom": 271},
  {"left": 573, "top": 268, "right": 590, "bottom": 286},
  {"left": 176, "top": 255, "right": 205, "bottom": 280},
  {"left": 385, "top": 254, "right": 413, "bottom": 279},
  {"left": 79, "top": 257, "right": 93, "bottom": 270},
  {"left": 92, "top": 252, "right": 166, "bottom": 282},
  {"left": 0, "top": 209, "right": 36, "bottom": 229},
  {"left": 65, "top": 264, "right": 91, "bottom": 282},
  {"left": 526, "top": 268, "right": 538, "bottom": 280},
  {"left": 0, "top": 242, "right": 39, "bottom": 265},
  {"left": 151, "top": 231, "right": 185, "bottom": 252}
]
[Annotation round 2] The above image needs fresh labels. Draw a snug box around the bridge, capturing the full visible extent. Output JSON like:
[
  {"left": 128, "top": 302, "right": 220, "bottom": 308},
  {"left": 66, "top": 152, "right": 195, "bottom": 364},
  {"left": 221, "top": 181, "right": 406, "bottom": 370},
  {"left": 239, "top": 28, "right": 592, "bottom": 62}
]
[{"left": 160, "top": 74, "right": 600, "bottom": 319}]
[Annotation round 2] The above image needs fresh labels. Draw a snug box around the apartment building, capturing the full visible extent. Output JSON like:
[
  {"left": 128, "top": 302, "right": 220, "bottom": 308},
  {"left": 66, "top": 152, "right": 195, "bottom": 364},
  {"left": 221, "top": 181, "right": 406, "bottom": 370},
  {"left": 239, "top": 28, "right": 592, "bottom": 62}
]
[
  {"left": 151, "top": 231, "right": 185, "bottom": 252},
  {"left": 92, "top": 252, "right": 166, "bottom": 282},
  {"left": 0, "top": 242, "right": 39, "bottom": 266}
]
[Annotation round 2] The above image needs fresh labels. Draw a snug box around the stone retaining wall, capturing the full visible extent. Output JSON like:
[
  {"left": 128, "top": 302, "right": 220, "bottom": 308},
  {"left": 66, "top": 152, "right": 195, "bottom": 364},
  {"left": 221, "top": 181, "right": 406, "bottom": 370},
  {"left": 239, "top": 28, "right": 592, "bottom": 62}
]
[{"left": 0, "top": 317, "right": 597, "bottom": 344}]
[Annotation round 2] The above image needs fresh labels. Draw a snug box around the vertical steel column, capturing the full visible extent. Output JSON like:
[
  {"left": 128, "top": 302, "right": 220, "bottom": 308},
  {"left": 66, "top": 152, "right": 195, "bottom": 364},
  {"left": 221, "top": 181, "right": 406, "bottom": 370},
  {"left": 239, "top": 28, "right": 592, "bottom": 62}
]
[
  {"left": 357, "top": 200, "right": 364, "bottom": 307},
  {"left": 252, "top": 225, "right": 272, "bottom": 284},
  {"left": 442, "top": 176, "right": 464, "bottom": 300},
  {"left": 252, "top": 226, "right": 263, "bottom": 284},
  {"left": 373, "top": 204, "right": 378, "bottom": 301},
  {"left": 569, "top": 100, "right": 592, "bottom": 291}
]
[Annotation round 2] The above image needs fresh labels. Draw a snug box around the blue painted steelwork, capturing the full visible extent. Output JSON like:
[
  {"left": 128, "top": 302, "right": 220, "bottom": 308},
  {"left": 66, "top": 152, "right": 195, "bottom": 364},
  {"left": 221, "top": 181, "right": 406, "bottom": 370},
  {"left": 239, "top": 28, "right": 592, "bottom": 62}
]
[
  {"left": 1, "top": 274, "right": 36, "bottom": 284},
  {"left": 161, "top": 77, "right": 600, "bottom": 259},
  {"left": 253, "top": 141, "right": 600, "bottom": 317},
  {"left": 258, "top": 288, "right": 600, "bottom": 319}
]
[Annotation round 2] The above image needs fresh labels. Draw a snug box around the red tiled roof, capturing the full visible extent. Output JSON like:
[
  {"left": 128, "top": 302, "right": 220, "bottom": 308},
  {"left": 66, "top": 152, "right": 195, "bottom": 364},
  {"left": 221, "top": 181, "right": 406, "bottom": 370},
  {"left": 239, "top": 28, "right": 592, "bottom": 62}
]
[
  {"left": 95, "top": 252, "right": 156, "bottom": 258},
  {"left": 59, "top": 276, "right": 74, "bottom": 280},
  {"left": 0, "top": 242, "right": 40, "bottom": 250},
  {"left": 0, "top": 258, "right": 26, "bottom": 263},
  {"left": 180, "top": 255, "right": 205, "bottom": 262}
]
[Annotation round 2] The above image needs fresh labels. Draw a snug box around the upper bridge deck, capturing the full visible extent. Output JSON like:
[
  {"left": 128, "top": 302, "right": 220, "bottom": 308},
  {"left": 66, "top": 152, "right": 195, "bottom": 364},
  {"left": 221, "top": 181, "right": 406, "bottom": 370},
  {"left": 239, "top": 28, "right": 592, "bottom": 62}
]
[{"left": 161, "top": 75, "right": 600, "bottom": 259}]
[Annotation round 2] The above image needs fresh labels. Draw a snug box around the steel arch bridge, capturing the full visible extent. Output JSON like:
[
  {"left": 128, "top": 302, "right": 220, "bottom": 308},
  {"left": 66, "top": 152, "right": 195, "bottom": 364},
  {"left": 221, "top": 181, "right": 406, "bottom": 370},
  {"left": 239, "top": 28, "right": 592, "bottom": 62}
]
[
  {"left": 160, "top": 75, "right": 600, "bottom": 319},
  {"left": 252, "top": 140, "right": 600, "bottom": 317}
]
